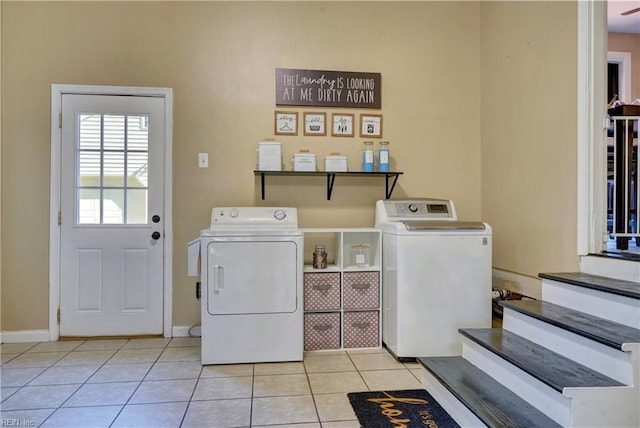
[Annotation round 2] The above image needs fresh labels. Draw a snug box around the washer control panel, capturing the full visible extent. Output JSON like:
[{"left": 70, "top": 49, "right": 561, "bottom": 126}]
[
  {"left": 210, "top": 207, "right": 297, "bottom": 227},
  {"left": 377, "top": 199, "right": 457, "bottom": 222}
]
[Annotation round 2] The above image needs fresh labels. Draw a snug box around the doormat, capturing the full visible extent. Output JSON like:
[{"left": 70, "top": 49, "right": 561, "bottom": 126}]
[{"left": 347, "top": 389, "right": 460, "bottom": 428}]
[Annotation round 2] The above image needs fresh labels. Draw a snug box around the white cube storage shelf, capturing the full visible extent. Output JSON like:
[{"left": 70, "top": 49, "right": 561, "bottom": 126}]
[{"left": 302, "top": 228, "right": 382, "bottom": 351}]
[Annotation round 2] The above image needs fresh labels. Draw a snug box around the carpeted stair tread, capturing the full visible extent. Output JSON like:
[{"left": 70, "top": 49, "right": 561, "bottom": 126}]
[
  {"left": 459, "top": 328, "right": 626, "bottom": 392},
  {"left": 500, "top": 300, "right": 640, "bottom": 350},
  {"left": 418, "top": 356, "right": 561, "bottom": 428},
  {"left": 539, "top": 272, "right": 640, "bottom": 300}
]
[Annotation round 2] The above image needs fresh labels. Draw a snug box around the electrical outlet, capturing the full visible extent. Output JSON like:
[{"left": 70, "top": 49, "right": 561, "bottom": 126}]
[{"left": 198, "top": 153, "right": 209, "bottom": 168}]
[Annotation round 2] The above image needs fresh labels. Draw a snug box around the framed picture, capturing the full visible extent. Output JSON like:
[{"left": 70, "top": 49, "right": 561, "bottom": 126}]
[
  {"left": 331, "top": 113, "right": 354, "bottom": 137},
  {"left": 360, "top": 114, "right": 383, "bottom": 138},
  {"left": 274, "top": 111, "right": 298, "bottom": 135},
  {"left": 303, "top": 112, "right": 327, "bottom": 136}
]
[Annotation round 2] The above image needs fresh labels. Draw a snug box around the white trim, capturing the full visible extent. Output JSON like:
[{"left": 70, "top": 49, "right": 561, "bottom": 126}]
[
  {"left": 163, "top": 90, "right": 174, "bottom": 339},
  {"left": 172, "top": 325, "right": 199, "bottom": 338},
  {"left": 49, "top": 84, "right": 173, "bottom": 341},
  {"left": 577, "top": 1, "right": 608, "bottom": 257},
  {"left": 1, "top": 330, "right": 50, "bottom": 343},
  {"left": 607, "top": 51, "right": 632, "bottom": 104},
  {"left": 492, "top": 268, "right": 541, "bottom": 300},
  {"left": 49, "top": 87, "right": 62, "bottom": 341}
]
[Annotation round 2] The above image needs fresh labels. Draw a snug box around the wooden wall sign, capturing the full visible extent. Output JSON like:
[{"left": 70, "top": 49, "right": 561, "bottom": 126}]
[{"left": 276, "top": 68, "right": 381, "bottom": 109}]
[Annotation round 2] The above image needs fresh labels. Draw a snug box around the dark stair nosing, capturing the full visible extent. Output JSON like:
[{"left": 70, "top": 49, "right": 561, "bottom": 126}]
[
  {"left": 591, "top": 251, "right": 640, "bottom": 262},
  {"left": 460, "top": 328, "right": 626, "bottom": 393},
  {"left": 499, "top": 300, "right": 640, "bottom": 350},
  {"left": 419, "top": 356, "right": 562, "bottom": 428},
  {"left": 539, "top": 272, "right": 640, "bottom": 300}
]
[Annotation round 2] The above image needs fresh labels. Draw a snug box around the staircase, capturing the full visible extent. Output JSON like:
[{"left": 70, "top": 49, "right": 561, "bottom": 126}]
[{"left": 418, "top": 269, "right": 640, "bottom": 427}]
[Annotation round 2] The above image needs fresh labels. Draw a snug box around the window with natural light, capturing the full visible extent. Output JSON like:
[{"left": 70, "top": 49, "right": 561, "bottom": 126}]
[{"left": 77, "top": 113, "right": 149, "bottom": 225}]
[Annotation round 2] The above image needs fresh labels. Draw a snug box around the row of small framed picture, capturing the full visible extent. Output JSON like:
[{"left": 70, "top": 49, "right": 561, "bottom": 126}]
[{"left": 275, "top": 110, "right": 383, "bottom": 138}]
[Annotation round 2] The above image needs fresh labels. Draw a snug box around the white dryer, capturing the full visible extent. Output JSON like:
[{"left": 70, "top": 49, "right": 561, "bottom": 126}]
[
  {"left": 375, "top": 199, "right": 492, "bottom": 360},
  {"left": 198, "top": 207, "right": 303, "bottom": 365}
]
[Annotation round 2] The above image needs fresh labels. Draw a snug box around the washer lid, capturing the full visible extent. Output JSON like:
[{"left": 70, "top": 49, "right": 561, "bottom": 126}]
[{"left": 403, "top": 221, "right": 486, "bottom": 231}]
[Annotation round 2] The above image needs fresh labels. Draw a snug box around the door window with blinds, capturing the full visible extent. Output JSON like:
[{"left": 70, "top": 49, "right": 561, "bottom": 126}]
[{"left": 77, "top": 113, "right": 149, "bottom": 225}]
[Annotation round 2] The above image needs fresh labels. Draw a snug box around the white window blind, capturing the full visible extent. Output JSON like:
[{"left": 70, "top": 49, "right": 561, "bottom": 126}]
[{"left": 77, "top": 113, "right": 149, "bottom": 225}]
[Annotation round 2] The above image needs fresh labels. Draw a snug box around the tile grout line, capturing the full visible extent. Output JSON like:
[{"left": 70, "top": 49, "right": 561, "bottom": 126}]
[
  {"left": 3, "top": 340, "right": 88, "bottom": 421},
  {"left": 249, "top": 363, "right": 256, "bottom": 428},
  {"left": 303, "top": 353, "right": 323, "bottom": 427},
  {"left": 3, "top": 342, "right": 411, "bottom": 427},
  {"left": 46, "top": 339, "right": 130, "bottom": 427},
  {"left": 109, "top": 338, "right": 175, "bottom": 427},
  {"left": 1, "top": 339, "right": 199, "bottom": 427},
  {"left": 346, "top": 350, "right": 372, "bottom": 392},
  {"left": 46, "top": 357, "right": 103, "bottom": 425},
  {"left": 177, "top": 358, "right": 206, "bottom": 427}
]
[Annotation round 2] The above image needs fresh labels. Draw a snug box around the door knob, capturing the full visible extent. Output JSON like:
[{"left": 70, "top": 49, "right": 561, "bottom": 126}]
[
  {"left": 152, "top": 215, "right": 161, "bottom": 223},
  {"left": 152, "top": 231, "right": 161, "bottom": 240}
]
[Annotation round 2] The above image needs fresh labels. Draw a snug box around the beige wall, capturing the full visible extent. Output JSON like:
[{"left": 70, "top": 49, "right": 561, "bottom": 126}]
[
  {"left": 1, "top": 1, "right": 581, "bottom": 334},
  {"left": 480, "top": 1, "right": 580, "bottom": 279},
  {"left": 609, "top": 32, "right": 640, "bottom": 102},
  {"left": 0, "top": 2, "right": 3, "bottom": 328}
]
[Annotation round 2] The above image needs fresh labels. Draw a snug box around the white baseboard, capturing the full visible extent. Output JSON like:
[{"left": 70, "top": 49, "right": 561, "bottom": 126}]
[
  {"left": 492, "top": 269, "right": 542, "bottom": 300},
  {"left": 1, "top": 329, "right": 50, "bottom": 343},
  {"left": 2, "top": 327, "right": 199, "bottom": 343},
  {"left": 172, "top": 325, "right": 200, "bottom": 337}
]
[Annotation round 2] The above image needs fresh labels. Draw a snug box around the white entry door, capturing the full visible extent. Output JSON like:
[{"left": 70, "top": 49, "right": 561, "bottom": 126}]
[{"left": 59, "top": 94, "right": 165, "bottom": 336}]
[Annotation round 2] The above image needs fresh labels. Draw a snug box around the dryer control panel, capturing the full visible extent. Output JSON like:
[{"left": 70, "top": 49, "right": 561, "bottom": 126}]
[{"left": 210, "top": 207, "right": 298, "bottom": 227}]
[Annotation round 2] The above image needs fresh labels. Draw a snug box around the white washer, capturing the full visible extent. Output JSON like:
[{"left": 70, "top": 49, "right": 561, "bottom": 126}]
[
  {"left": 199, "top": 207, "right": 303, "bottom": 365},
  {"left": 375, "top": 199, "right": 492, "bottom": 360}
]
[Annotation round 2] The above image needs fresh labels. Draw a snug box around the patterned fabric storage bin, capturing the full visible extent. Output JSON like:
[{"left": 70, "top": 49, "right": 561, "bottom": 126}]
[
  {"left": 343, "top": 311, "right": 379, "bottom": 348},
  {"left": 304, "top": 312, "right": 341, "bottom": 351},
  {"left": 342, "top": 272, "right": 379, "bottom": 310},
  {"left": 304, "top": 272, "right": 341, "bottom": 311}
]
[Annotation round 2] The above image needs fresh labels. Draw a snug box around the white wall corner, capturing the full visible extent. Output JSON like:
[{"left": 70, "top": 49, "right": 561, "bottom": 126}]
[{"left": 492, "top": 269, "right": 542, "bottom": 300}]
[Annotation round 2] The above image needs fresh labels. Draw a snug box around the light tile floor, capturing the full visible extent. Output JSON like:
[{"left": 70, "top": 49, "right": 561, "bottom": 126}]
[{"left": 1, "top": 338, "right": 423, "bottom": 427}]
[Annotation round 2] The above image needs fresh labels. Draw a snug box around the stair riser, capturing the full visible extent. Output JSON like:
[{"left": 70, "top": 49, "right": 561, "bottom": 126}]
[
  {"left": 502, "top": 309, "right": 633, "bottom": 384},
  {"left": 542, "top": 280, "right": 640, "bottom": 328},
  {"left": 462, "top": 337, "right": 571, "bottom": 426},
  {"left": 580, "top": 256, "right": 640, "bottom": 282},
  {"left": 420, "top": 368, "right": 487, "bottom": 427},
  {"left": 564, "top": 386, "right": 639, "bottom": 427}
]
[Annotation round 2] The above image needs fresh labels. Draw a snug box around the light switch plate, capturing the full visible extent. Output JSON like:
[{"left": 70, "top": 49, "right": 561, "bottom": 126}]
[{"left": 198, "top": 153, "right": 209, "bottom": 168}]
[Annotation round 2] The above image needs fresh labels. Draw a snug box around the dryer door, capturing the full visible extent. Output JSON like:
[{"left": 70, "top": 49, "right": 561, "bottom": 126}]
[{"left": 206, "top": 240, "right": 298, "bottom": 315}]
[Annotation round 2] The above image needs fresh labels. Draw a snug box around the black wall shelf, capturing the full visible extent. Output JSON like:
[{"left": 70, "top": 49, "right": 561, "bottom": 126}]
[{"left": 253, "top": 171, "right": 404, "bottom": 200}]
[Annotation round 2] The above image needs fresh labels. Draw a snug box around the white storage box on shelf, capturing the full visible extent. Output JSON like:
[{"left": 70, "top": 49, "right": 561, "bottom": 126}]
[
  {"left": 325, "top": 155, "right": 348, "bottom": 172},
  {"left": 257, "top": 141, "right": 282, "bottom": 171},
  {"left": 293, "top": 153, "right": 317, "bottom": 171}
]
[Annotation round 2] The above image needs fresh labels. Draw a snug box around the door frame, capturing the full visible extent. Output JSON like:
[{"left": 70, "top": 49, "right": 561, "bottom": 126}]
[
  {"left": 577, "top": 0, "right": 608, "bottom": 256},
  {"left": 49, "top": 84, "right": 173, "bottom": 340}
]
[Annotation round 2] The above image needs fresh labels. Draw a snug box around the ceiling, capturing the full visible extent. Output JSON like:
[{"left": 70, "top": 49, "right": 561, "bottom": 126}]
[{"left": 608, "top": 0, "right": 640, "bottom": 33}]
